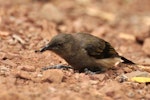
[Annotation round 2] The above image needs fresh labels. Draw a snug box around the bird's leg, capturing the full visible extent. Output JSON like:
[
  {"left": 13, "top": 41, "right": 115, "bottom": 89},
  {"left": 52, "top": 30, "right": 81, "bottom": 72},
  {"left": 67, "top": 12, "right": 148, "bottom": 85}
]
[
  {"left": 41, "top": 64, "right": 73, "bottom": 71},
  {"left": 84, "top": 68, "right": 102, "bottom": 74}
]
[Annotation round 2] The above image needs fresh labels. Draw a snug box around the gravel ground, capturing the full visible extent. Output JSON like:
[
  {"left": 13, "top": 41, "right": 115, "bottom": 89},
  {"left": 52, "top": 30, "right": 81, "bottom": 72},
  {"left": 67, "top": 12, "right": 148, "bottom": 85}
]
[{"left": 0, "top": 0, "right": 150, "bottom": 100}]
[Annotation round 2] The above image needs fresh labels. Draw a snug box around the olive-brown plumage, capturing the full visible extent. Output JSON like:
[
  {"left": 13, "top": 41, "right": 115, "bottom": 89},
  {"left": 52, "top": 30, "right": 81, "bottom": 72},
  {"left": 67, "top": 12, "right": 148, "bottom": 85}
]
[{"left": 40, "top": 33, "right": 134, "bottom": 72}]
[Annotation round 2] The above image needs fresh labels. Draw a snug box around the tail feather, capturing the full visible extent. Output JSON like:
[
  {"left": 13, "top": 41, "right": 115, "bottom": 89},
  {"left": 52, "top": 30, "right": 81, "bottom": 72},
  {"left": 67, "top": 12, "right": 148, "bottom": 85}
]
[{"left": 120, "top": 56, "right": 135, "bottom": 64}]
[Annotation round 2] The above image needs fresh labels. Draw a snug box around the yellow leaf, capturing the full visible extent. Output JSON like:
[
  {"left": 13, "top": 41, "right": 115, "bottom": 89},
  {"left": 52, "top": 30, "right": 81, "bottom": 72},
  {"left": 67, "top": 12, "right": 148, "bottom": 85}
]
[{"left": 131, "top": 77, "right": 150, "bottom": 83}]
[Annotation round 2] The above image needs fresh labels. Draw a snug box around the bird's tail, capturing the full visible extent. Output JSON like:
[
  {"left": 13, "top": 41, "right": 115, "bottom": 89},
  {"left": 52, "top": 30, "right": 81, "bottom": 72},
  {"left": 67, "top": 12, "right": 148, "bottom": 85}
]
[{"left": 120, "top": 56, "right": 135, "bottom": 64}]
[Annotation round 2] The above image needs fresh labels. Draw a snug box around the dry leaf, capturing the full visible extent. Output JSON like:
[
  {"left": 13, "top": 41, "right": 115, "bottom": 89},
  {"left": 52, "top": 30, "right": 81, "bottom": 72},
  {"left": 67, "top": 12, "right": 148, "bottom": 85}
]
[{"left": 131, "top": 77, "right": 150, "bottom": 83}]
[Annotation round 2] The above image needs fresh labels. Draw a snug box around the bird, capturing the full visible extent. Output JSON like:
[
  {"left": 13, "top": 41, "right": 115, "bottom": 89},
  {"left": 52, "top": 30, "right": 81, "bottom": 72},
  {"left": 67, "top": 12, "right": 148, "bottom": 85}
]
[{"left": 39, "top": 33, "right": 134, "bottom": 72}]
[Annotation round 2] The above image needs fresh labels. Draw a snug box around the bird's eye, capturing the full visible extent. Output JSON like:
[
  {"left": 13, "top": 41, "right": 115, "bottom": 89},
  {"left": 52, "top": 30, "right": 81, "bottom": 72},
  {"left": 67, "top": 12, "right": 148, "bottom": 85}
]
[{"left": 56, "top": 43, "right": 63, "bottom": 47}]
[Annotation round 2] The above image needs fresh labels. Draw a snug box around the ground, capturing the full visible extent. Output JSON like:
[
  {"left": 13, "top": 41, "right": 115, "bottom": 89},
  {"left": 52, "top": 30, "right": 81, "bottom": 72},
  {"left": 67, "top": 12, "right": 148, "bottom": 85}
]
[{"left": 0, "top": 0, "right": 150, "bottom": 100}]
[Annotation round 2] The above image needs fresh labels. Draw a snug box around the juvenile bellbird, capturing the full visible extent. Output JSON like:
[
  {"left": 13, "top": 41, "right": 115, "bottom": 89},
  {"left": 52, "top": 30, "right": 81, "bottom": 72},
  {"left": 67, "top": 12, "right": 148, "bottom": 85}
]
[{"left": 40, "top": 33, "right": 134, "bottom": 72}]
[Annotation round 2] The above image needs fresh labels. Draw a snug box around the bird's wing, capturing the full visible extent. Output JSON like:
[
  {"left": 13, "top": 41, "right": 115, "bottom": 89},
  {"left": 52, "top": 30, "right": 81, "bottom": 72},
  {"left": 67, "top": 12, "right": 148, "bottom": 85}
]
[{"left": 84, "top": 40, "right": 119, "bottom": 59}]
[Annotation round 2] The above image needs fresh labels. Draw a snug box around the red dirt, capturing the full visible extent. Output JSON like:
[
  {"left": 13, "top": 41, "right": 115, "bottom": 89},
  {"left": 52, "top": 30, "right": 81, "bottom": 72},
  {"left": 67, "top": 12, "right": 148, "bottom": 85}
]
[{"left": 0, "top": 0, "right": 150, "bottom": 100}]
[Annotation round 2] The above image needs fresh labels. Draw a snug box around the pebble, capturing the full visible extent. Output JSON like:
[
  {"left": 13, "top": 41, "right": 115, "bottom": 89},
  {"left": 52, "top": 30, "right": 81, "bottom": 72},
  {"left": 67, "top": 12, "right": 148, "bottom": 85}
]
[
  {"left": 126, "top": 90, "right": 135, "bottom": 98},
  {"left": 39, "top": 3, "right": 64, "bottom": 23},
  {"left": 0, "top": 31, "right": 10, "bottom": 36},
  {"left": 142, "top": 38, "right": 150, "bottom": 56},
  {"left": 1, "top": 59, "right": 17, "bottom": 67},
  {"left": 123, "top": 67, "right": 133, "bottom": 73},
  {"left": 17, "top": 65, "right": 36, "bottom": 72},
  {"left": 42, "top": 69, "right": 64, "bottom": 83},
  {"left": 14, "top": 70, "right": 31, "bottom": 80},
  {"left": 125, "top": 70, "right": 150, "bottom": 78}
]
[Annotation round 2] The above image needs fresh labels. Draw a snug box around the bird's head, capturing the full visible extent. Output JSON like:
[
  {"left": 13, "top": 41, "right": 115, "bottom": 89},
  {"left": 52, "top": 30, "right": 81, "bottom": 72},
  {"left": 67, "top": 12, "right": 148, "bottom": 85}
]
[{"left": 40, "top": 33, "right": 74, "bottom": 56}]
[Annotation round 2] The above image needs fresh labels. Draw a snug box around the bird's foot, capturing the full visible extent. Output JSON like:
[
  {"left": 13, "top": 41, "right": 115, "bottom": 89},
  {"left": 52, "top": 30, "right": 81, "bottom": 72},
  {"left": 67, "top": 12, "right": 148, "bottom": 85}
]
[
  {"left": 84, "top": 68, "right": 102, "bottom": 74},
  {"left": 41, "top": 64, "right": 72, "bottom": 71}
]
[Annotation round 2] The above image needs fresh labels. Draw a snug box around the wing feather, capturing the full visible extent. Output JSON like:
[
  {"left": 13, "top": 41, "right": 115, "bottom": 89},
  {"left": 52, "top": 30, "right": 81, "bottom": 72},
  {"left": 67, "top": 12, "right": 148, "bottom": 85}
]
[{"left": 85, "top": 41, "right": 119, "bottom": 59}]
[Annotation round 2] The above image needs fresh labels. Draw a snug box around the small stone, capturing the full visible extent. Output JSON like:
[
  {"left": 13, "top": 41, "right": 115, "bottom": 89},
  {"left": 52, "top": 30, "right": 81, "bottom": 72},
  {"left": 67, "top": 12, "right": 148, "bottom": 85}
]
[
  {"left": 142, "top": 38, "right": 150, "bottom": 56},
  {"left": 123, "top": 67, "right": 133, "bottom": 73},
  {"left": 0, "top": 66, "right": 10, "bottom": 72},
  {"left": 42, "top": 69, "right": 64, "bottom": 83},
  {"left": 39, "top": 3, "right": 64, "bottom": 23},
  {"left": 125, "top": 70, "right": 150, "bottom": 78},
  {"left": 37, "top": 73, "right": 43, "bottom": 77},
  {"left": 0, "top": 31, "right": 10, "bottom": 36},
  {"left": 48, "top": 87, "right": 57, "bottom": 93},
  {"left": 126, "top": 90, "right": 135, "bottom": 98},
  {"left": 0, "top": 65, "right": 10, "bottom": 75},
  {"left": 12, "top": 34, "right": 25, "bottom": 44},
  {"left": 115, "top": 74, "right": 128, "bottom": 83},
  {"left": 118, "top": 33, "right": 136, "bottom": 41},
  {"left": 89, "top": 80, "right": 99, "bottom": 85},
  {"left": 1, "top": 59, "right": 17, "bottom": 67},
  {"left": 14, "top": 70, "right": 31, "bottom": 80},
  {"left": 18, "top": 65, "right": 36, "bottom": 72},
  {"left": 135, "top": 25, "right": 150, "bottom": 43}
]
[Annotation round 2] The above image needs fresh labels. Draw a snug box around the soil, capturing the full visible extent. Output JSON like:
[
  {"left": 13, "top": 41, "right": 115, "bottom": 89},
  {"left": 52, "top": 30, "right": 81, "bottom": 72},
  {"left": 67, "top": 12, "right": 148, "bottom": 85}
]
[{"left": 0, "top": 0, "right": 150, "bottom": 100}]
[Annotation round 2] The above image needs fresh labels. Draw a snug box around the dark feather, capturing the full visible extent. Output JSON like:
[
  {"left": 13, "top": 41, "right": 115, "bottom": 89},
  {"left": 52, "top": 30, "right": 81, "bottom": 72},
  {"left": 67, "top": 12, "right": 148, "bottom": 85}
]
[
  {"left": 85, "top": 41, "right": 119, "bottom": 59},
  {"left": 120, "top": 56, "right": 135, "bottom": 64}
]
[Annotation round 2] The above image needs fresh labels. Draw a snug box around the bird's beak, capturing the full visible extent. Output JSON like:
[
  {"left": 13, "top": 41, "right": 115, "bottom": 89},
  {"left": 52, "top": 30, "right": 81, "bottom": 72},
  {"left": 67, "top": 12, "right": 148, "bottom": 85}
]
[
  {"left": 39, "top": 46, "right": 48, "bottom": 52},
  {"left": 39, "top": 44, "right": 52, "bottom": 52}
]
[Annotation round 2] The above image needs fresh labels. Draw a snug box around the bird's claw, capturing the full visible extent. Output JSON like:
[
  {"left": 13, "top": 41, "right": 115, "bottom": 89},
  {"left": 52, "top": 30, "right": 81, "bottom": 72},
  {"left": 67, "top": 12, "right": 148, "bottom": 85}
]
[
  {"left": 84, "top": 68, "right": 102, "bottom": 74},
  {"left": 41, "top": 64, "right": 72, "bottom": 71}
]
